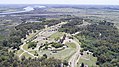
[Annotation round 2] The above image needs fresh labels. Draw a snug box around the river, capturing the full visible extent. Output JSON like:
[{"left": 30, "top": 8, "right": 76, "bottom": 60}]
[{"left": 0, "top": 6, "right": 46, "bottom": 15}]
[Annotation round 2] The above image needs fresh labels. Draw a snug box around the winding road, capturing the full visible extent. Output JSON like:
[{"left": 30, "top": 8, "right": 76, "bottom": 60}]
[
  {"left": 67, "top": 20, "right": 90, "bottom": 67},
  {"left": 64, "top": 37, "right": 81, "bottom": 67},
  {"left": 68, "top": 39, "right": 81, "bottom": 67}
]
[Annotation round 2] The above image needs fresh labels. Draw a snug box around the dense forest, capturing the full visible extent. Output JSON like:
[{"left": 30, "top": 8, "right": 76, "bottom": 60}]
[
  {"left": 76, "top": 21, "right": 119, "bottom": 67},
  {"left": 59, "top": 18, "right": 83, "bottom": 34},
  {"left": 59, "top": 19, "right": 119, "bottom": 67},
  {"left": 0, "top": 46, "right": 63, "bottom": 67}
]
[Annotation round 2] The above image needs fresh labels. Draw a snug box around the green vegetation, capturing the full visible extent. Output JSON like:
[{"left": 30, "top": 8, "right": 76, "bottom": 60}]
[
  {"left": 77, "top": 52, "right": 98, "bottom": 67},
  {"left": 64, "top": 50, "right": 76, "bottom": 61},
  {"left": 51, "top": 42, "right": 63, "bottom": 48},
  {"left": 51, "top": 48, "right": 76, "bottom": 60},
  {"left": 16, "top": 50, "right": 24, "bottom": 56},
  {"left": 0, "top": 18, "right": 68, "bottom": 67},
  {"left": 1, "top": 13, "right": 119, "bottom": 67},
  {"left": 59, "top": 17, "right": 83, "bottom": 34},
  {"left": 49, "top": 32, "right": 65, "bottom": 40},
  {"left": 2, "top": 19, "right": 62, "bottom": 49},
  {"left": 65, "top": 42, "right": 76, "bottom": 48},
  {"left": 28, "top": 42, "right": 37, "bottom": 49},
  {"left": 0, "top": 50, "right": 63, "bottom": 67},
  {"left": 22, "top": 44, "right": 28, "bottom": 50},
  {"left": 22, "top": 52, "right": 34, "bottom": 59},
  {"left": 75, "top": 21, "right": 119, "bottom": 66},
  {"left": 60, "top": 18, "right": 119, "bottom": 67},
  {"left": 0, "top": 35, "right": 4, "bottom": 41}
]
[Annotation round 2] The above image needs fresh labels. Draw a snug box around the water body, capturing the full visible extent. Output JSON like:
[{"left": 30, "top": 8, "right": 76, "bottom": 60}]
[{"left": 0, "top": 6, "right": 46, "bottom": 15}]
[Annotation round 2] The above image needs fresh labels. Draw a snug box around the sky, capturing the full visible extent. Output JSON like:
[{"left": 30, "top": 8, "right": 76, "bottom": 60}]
[{"left": 0, "top": 0, "right": 119, "bottom": 5}]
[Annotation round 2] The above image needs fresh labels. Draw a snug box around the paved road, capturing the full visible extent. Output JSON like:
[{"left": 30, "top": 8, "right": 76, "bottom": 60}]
[
  {"left": 64, "top": 37, "right": 81, "bottom": 67},
  {"left": 67, "top": 21, "right": 90, "bottom": 67}
]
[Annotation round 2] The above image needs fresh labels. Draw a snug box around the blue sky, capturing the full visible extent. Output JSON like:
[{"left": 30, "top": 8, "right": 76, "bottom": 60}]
[{"left": 0, "top": 0, "right": 119, "bottom": 5}]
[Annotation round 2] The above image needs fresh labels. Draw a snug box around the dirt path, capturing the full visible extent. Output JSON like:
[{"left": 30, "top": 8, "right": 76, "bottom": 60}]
[{"left": 19, "top": 42, "right": 37, "bottom": 58}]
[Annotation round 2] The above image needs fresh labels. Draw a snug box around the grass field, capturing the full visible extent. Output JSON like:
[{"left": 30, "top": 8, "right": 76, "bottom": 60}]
[
  {"left": 51, "top": 48, "right": 76, "bottom": 60},
  {"left": 77, "top": 51, "right": 98, "bottom": 67},
  {"left": 16, "top": 50, "right": 24, "bottom": 56},
  {"left": 49, "top": 48, "right": 76, "bottom": 60},
  {"left": 22, "top": 44, "right": 28, "bottom": 50},
  {"left": 65, "top": 42, "right": 76, "bottom": 49},
  {"left": 64, "top": 50, "right": 76, "bottom": 61},
  {"left": 49, "top": 32, "right": 65, "bottom": 40},
  {"left": 37, "top": 47, "right": 76, "bottom": 61},
  {"left": 22, "top": 52, "right": 34, "bottom": 59}
]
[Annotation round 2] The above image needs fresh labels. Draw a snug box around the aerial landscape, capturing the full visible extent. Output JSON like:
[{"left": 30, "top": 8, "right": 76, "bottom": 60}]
[{"left": 0, "top": 0, "right": 119, "bottom": 67}]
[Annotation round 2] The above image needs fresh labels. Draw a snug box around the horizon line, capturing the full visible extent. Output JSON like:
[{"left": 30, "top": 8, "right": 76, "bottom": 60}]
[{"left": 0, "top": 3, "right": 119, "bottom": 6}]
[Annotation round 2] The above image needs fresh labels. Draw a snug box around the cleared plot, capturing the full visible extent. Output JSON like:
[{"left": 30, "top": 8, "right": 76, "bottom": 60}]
[{"left": 77, "top": 51, "right": 98, "bottom": 67}]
